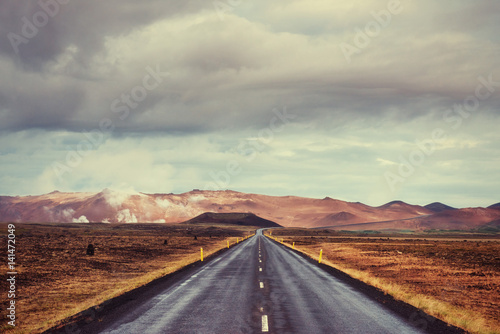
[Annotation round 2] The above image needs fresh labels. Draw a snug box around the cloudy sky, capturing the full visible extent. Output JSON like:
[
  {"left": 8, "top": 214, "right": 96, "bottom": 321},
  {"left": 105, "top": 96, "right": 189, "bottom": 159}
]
[{"left": 1, "top": 0, "right": 499, "bottom": 207}]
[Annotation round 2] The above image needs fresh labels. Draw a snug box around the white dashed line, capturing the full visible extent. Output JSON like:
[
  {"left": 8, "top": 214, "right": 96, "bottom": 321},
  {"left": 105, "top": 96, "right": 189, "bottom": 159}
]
[
  {"left": 260, "top": 282, "right": 264, "bottom": 288},
  {"left": 259, "top": 267, "right": 262, "bottom": 272},
  {"left": 262, "top": 315, "right": 269, "bottom": 332}
]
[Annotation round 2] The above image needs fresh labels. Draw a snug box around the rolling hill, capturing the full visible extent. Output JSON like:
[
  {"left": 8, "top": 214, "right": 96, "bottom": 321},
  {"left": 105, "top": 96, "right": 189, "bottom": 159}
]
[
  {"left": 184, "top": 212, "right": 281, "bottom": 227},
  {"left": 424, "top": 202, "right": 456, "bottom": 213},
  {"left": 488, "top": 203, "right": 500, "bottom": 210}
]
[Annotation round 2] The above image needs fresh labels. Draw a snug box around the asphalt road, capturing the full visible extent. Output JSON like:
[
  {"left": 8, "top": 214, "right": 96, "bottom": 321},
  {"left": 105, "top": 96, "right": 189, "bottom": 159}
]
[{"left": 93, "top": 229, "right": 433, "bottom": 334}]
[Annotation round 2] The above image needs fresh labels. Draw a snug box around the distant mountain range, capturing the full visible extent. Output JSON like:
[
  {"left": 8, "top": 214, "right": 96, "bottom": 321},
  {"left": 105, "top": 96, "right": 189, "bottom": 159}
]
[{"left": 0, "top": 189, "right": 498, "bottom": 231}]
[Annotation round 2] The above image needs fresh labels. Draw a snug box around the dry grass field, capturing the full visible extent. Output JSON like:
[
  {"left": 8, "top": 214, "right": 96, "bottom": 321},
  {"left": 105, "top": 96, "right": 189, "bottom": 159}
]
[
  {"left": 0, "top": 222, "right": 255, "bottom": 334},
  {"left": 266, "top": 229, "right": 500, "bottom": 334}
]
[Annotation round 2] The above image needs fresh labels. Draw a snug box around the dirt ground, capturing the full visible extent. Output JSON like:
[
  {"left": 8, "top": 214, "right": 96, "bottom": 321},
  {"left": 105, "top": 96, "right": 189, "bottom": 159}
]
[
  {"left": 0, "top": 222, "right": 254, "bottom": 334},
  {"left": 268, "top": 229, "right": 500, "bottom": 334}
]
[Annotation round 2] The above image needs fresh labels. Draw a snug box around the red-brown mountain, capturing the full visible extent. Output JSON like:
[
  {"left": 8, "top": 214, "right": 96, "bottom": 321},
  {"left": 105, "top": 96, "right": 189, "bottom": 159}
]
[
  {"left": 0, "top": 189, "right": 498, "bottom": 231},
  {"left": 328, "top": 207, "right": 500, "bottom": 231}
]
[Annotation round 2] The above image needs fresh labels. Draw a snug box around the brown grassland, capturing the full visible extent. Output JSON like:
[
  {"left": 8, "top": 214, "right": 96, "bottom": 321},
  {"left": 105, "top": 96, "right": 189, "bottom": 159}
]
[
  {"left": 0, "top": 222, "right": 255, "bottom": 334},
  {"left": 266, "top": 228, "right": 500, "bottom": 334}
]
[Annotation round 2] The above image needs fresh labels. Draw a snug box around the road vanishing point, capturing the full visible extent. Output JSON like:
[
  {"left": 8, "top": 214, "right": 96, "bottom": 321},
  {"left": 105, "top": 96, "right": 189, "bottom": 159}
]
[{"left": 74, "top": 230, "right": 447, "bottom": 334}]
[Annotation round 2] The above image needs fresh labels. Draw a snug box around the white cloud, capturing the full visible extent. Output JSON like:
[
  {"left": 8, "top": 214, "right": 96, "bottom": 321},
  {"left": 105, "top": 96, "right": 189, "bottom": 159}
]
[
  {"left": 73, "top": 215, "right": 90, "bottom": 223},
  {"left": 42, "top": 206, "right": 75, "bottom": 222},
  {"left": 102, "top": 188, "right": 145, "bottom": 208},
  {"left": 155, "top": 198, "right": 171, "bottom": 209},
  {"left": 376, "top": 158, "right": 397, "bottom": 166},
  {"left": 116, "top": 209, "right": 138, "bottom": 223},
  {"left": 188, "top": 194, "right": 206, "bottom": 203}
]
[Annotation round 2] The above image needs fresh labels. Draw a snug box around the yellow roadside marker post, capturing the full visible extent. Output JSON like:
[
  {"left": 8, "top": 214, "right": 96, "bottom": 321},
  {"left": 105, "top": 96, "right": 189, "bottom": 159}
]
[
  {"left": 292, "top": 242, "right": 295, "bottom": 249},
  {"left": 237, "top": 237, "right": 239, "bottom": 243},
  {"left": 318, "top": 249, "right": 323, "bottom": 263},
  {"left": 201, "top": 248, "right": 204, "bottom": 262},
  {"left": 227, "top": 240, "right": 229, "bottom": 248}
]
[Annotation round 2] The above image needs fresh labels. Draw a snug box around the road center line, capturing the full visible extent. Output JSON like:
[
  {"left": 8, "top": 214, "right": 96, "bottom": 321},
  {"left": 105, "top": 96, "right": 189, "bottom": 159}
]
[
  {"left": 262, "top": 315, "right": 269, "bottom": 332},
  {"left": 260, "top": 282, "right": 264, "bottom": 288}
]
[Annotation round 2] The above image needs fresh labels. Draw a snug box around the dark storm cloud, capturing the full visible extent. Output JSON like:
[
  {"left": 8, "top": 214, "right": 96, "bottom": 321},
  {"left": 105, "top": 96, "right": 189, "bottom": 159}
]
[
  {"left": 0, "top": 74, "right": 85, "bottom": 131},
  {"left": 0, "top": 1, "right": 58, "bottom": 65},
  {"left": 0, "top": 0, "right": 499, "bottom": 136},
  {"left": 0, "top": 0, "right": 209, "bottom": 68}
]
